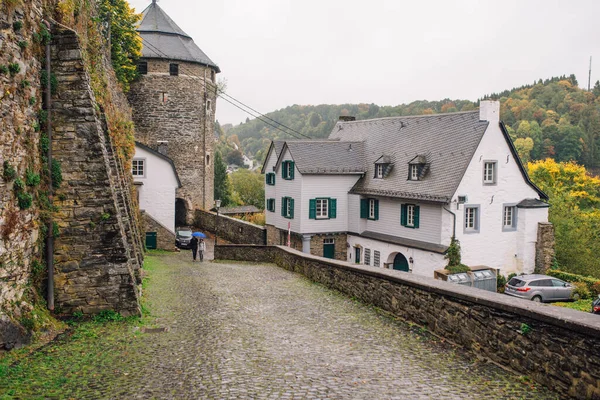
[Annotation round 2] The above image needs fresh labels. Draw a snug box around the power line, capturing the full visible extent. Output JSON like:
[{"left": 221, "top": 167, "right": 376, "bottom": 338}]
[{"left": 138, "top": 36, "right": 312, "bottom": 140}]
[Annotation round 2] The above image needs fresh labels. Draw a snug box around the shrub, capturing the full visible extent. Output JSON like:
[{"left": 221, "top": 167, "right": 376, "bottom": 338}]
[
  {"left": 92, "top": 310, "right": 123, "bottom": 323},
  {"left": 25, "top": 168, "right": 40, "bottom": 186},
  {"left": 497, "top": 274, "right": 507, "bottom": 293},
  {"left": 51, "top": 159, "right": 63, "bottom": 188},
  {"left": 0, "top": 65, "right": 8, "bottom": 74},
  {"left": 20, "top": 79, "right": 30, "bottom": 88},
  {"left": 444, "top": 237, "right": 470, "bottom": 274},
  {"left": 18, "top": 40, "right": 28, "bottom": 50},
  {"left": 572, "top": 282, "right": 591, "bottom": 300},
  {"left": 12, "top": 21, "right": 23, "bottom": 31},
  {"left": 13, "top": 177, "right": 25, "bottom": 191},
  {"left": 8, "top": 62, "right": 20, "bottom": 75},
  {"left": 29, "top": 96, "right": 36, "bottom": 106},
  {"left": 3, "top": 161, "right": 17, "bottom": 181},
  {"left": 592, "top": 282, "right": 600, "bottom": 297},
  {"left": 17, "top": 191, "right": 33, "bottom": 209}
]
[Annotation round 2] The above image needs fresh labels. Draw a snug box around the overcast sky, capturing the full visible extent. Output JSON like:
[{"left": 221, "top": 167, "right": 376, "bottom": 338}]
[{"left": 127, "top": 0, "right": 600, "bottom": 125}]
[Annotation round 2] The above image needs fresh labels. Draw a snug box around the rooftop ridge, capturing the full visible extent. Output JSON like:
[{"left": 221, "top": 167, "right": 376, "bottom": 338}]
[{"left": 337, "top": 110, "right": 480, "bottom": 125}]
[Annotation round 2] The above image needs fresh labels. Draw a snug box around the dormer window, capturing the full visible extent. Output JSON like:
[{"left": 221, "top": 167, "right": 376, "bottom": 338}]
[
  {"left": 408, "top": 155, "right": 429, "bottom": 181},
  {"left": 374, "top": 156, "right": 393, "bottom": 179},
  {"left": 375, "top": 164, "right": 384, "bottom": 179}
]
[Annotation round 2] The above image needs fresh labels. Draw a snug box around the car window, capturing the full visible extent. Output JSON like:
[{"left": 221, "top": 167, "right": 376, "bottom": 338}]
[
  {"left": 552, "top": 279, "right": 566, "bottom": 287},
  {"left": 537, "top": 279, "right": 553, "bottom": 287},
  {"left": 528, "top": 281, "right": 539, "bottom": 287},
  {"left": 178, "top": 231, "right": 192, "bottom": 237},
  {"left": 508, "top": 278, "right": 525, "bottom": 287}
]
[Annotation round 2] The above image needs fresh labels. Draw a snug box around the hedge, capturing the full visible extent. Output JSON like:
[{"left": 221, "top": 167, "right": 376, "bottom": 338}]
[{"left": 548, "top": 270, "right": 600, "bottom": 297}]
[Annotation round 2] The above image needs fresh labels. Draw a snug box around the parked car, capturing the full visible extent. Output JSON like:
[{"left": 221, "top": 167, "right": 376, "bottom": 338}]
[
  {"left": 175, "top": 228, "right": 193, "bottom": 249},
  {"left": 504, "top": 274, "right": 577, "bottom": 303},
  {"left": 593, "top": 295, "right": 600, "bottom": 314}
]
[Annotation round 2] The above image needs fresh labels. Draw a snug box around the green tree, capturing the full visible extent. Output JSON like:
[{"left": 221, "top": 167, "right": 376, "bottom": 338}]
[
  {"left": 514, "top": 137, "right": 534, "bottom": 163},
  {"left": 98, "top": 0, "right": 142, "bottom": 91},
  {"left": 229, "top": 169, "right": 265, "bottom": 209},
  {"left": 214, "top": 151, "right": 231, "bottom": 206}
]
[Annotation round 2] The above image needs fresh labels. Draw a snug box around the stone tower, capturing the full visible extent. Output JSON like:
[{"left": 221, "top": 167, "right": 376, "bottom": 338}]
[{"left": 128, "top": 1, "right": 220, "bottom": 225}]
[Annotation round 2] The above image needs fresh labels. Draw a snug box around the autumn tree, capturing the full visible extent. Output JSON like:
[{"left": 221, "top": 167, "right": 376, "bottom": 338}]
[
  {"left": 229, "top": 169, "right": 265, "bottom": 209},
  {"left": 214, "top": 151, "right": 231, "bottom": 206}
]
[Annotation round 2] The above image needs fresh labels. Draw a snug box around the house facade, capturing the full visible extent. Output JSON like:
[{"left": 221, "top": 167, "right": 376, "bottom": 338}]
[
  {"left": 263, "top": 101, "right": 550, "bottom": 277},
  {"left": 133, "top": 142, "right": 181, "bottom": 236}
]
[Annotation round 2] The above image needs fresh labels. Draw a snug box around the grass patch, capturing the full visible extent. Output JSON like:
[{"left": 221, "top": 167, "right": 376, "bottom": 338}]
[
  {"left": 0, "top": 254, "right": 170, "bottom": 398},
  {"left": 553, "top": 299, "right": 593, "bottom": 312}
]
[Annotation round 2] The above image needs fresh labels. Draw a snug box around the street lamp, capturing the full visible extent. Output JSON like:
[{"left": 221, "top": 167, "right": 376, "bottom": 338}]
[{"left": 214, "top": 199, "right": 221, "bottom": 246}]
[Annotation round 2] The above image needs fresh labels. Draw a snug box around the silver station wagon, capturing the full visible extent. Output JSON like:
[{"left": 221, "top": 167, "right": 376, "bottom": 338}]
[{"left": 504, "top": 274, "right": 577, "bottom": 302}]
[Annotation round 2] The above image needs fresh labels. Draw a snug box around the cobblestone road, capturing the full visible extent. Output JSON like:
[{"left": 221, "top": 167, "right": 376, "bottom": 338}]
[{"left": 109, "top": 251, "right": 556, "bottom": 400}]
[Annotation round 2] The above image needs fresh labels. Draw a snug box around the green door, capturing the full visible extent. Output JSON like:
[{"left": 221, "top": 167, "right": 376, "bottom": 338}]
[
  {"left": 354, "top": 247, "right": 361, "bottom": 264},
  {"left": 146, "top": 232, "right": 157, "bottom": 250},
  {"left": 393, "top": 253, "right": 409, "bottom": 271},
  {"left": 323, "top": 243, "right": 335, "bottom": 259}
]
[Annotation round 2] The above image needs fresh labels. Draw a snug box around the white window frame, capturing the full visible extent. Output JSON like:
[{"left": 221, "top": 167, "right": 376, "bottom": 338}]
[
  {"left": 375, "top": 164, "right": 384, "bottom": 178},
  {"left": 410, "top": 164, "right": 419, "bottom": 180},
  {"left": 132, "top": 158, "right": 145, "bottom": 177},
  {"left": 323, "top": 238, "right": 334, "bottom": 245},
  {"left": 284, "top": 197, "right": 292, "bottom": 218},
  {"left": 483, "top": 161, "right": 497, "bottom": 184},
  {"left": 502, "top": 204, "right": 517, "bottom": 231},
  {"left": 406, "top": 204, "right": 415, "bottom": 227},
  {"left": 369, "top": 199, "right": 376, "bottom": 219},
  {"left": 316, "top": 198, "right": 329, "bottom": 219},
  {"left": 464, "top": 205, "right": 480, "bottom": 233}
]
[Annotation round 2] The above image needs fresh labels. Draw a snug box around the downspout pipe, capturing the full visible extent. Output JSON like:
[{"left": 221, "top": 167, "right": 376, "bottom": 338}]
[
  {"left": 443, "top": 206, "right": 456, "bottom": 239},
  {"left": 43, "top": 20, "right": 54, "bottom": 311}
]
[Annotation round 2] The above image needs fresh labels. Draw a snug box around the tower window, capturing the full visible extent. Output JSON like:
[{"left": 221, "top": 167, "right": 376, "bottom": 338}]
[
  {"left": 211, "top": 70, "right": 216, "bottom": 83},
  {"left": 206, "top": 99, "right": 212, "bottom": 114},
  {"left": 169, "top": 63, "right": 179, "bottom": 76},
  {"left": 160, "top": 92, "right": 168, "bottom": 104},
  {"left": 137, "top": 61, "right": 148, "bottom": 75}
]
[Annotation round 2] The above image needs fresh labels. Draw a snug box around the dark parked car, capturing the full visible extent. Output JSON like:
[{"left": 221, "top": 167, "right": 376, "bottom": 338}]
[
  {"left": 175, "top": 228, "right": 193, "bottom": 249},
  {"left": 593, "top": 295, "right": 600, "bottom": 314},
  {"left": 505, "top": 274, "right": 577, "bottom": 303}
]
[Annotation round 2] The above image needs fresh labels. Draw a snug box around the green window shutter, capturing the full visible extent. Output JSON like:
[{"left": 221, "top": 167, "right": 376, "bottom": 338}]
[
  {"left": 290, "top": 161, "right": 295, "bottom": 180},
  {"left": 401, "top": 204, "right": 407, "bottom": 226},
  {"left": 281, "top": 197, "right": 285, "bottom": 216},
  {"left": 360, "top": 199, "right": 368, "bottom": 219},
  {"left": 329, "top": 198, "right": 337, "bottom": 219},
  {"left": 414, "top": 206, "right": 420, "bottom": 228},
  {"left": 374, "top": 199, "right": 379, "bottom": 221},
  {"left": 272, "top": 173, "right": 275, "bottom": 185},
  {"left": 309, "top": 199, "right": 316, "bottom": 219},
  {"left": 282, "top": 161, "right": 287, "bottom": 179},
  {"left": 290, "top": 198, "right": 295, "bottom": 219}
]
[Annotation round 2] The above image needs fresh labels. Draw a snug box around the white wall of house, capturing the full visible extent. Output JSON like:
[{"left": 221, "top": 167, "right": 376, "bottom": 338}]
[
  {"left": 299, "top": 175, "right": 360, "bottom": 234},
  {"left": 133, "top": 146, "right": 178, "bottom": 233},
  {"left": 450, "top": 103, "right": 547, "bottom": 275},
  {"left": 267, "top": 148, "right": 303, "bottom": 233},
  {"left": 264, "top": 148, "right": 279, "bottom": 224},
  {"left": 359, "top": 198, "right": 443, "bottom": 244},
  {"left": 346, "top": 234, "right": 446, "bottom": 277}
]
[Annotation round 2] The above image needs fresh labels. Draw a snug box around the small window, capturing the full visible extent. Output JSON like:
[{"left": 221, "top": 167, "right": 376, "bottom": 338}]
[
  {"left": 503, "top": 205, "right": 517, "bottom": 231},
  {"left": 410, "top": 164, "right": 419, "bottom": 180},
  {"left": 364, "top": 248, "right": 371, "bottom": 265},
  {"left": 266, "top": 198, "right": 275, "bottom": 212},
  {"left": 483, "top": 161, "right": 497, "bottom": 184},
  {"left": 132, "top": 159, "right": 145, "bottom": 177},
  {"left": 282, "top": 160, "right": 295, "bottom": 180},
  {"left": 266, "top": 172, "right": 275, "bottom": 185},
  {"left": 375, "top": 164, "right": 384, "bottom": 179},
  {"left": 401, "top": 204, "right": 419, "bottom": 228},
  {"left": 281, "top": 197, "right": 294, "bottom": 219},
  {"left": 206, "top": 99, "right": 212, "bottom": 114},
  {"left": 211, "top": 70, "right": 216, "bottom": 83},
  {"left": 369, "top": 199, "right": 377, "bottom": 220},
  {"left": 169, "top": 63, "right": 179, "bottom": 76},
  {"left": 323, "top": 238, "right": 334, "bottom": 245},
  {"left": 316, "top": 198, "right": 329, "bottom": 219},
  {"left": 374, "top": 251, "right": 380, "bottom": 267},
  {"left": 464, "top": 205, "right": 480, "bottom": 233},
  {"left": 137, "top": 61, "right": 148, "bottom": 75},
  {"left": 160, "top": 92, "right": 168, "bottom": 104}
]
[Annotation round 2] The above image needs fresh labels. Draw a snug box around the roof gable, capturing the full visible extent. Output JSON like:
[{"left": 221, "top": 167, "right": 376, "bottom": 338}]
[{"left": 135, "top": 141, "right": 182, "bottom": 187}]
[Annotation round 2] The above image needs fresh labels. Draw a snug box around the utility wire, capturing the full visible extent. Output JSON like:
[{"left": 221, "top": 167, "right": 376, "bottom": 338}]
[{"left": 138, "top": 36, "right": 312, "bottom": 140}]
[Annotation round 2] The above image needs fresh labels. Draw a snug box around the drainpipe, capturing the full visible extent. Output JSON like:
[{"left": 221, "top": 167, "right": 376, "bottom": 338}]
[
  {"left": 44, "top": 20, "right": 54, "bottom": 311},
  {"left": 443, "top": 206, "right": 456, "bottom": 239}
]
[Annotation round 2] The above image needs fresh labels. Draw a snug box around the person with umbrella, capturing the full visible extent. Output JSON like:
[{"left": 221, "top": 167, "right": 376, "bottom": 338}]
[{"left": 191, "top": 232, "right": 206, "bottom": 262}]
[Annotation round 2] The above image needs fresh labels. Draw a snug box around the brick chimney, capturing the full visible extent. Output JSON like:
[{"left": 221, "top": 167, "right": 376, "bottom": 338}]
[
  {"left": 339, "top": 116, "right": 356, "bottom": 122},
  {"left": 479, "top": 100, "right": 500, "bottom": 122}
]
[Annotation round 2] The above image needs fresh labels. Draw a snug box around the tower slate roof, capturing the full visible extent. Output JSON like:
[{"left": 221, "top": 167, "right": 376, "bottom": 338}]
[{"left": 138, "top": 1, "right": 220, "bottom": 71}]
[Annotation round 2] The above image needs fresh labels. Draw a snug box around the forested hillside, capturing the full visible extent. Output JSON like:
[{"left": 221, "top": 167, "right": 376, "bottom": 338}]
[{"left": 224, "top": 74, "right": 600, "bottom": 170}]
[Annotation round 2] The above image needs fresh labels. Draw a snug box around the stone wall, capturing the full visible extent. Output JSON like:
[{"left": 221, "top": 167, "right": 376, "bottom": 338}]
[
  {"left": 215, "top": 245, "right": 600, "bottom": 399},
  {"left": 194, "top": 209, "right": 265, "bottom": 245},
  {"left": 309, "top": 233, "right": 347, "bottom": 260},
  {"left": 0, "top": 0, "right": 45, "bottom": 349},
  {"left": 128, "top": 59, "right": 217, "bottom": 216},
  {"left": 50, "top": 28, "right": 141, "bottom": 316},
  {"left": 141, "top": 211, "right": 176, "bottom": 251},
  {"left": 535, "top": 222, "right": 555, "bottom": 274}
]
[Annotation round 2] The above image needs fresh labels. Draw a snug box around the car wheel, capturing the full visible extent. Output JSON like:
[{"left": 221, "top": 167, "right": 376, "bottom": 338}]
[
  {"left": 572, "top": 293, "right": 580, "bottom": 301},
  {"left": 532, "top": 295, "right": 542, "bottom": 303}
]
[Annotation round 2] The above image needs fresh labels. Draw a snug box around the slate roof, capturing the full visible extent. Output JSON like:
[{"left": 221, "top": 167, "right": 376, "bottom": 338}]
[
  {"left": 138, "top": 2, "right": 220, "bottom": 71},
  {"left": 278, "top": 140, "right": 366, "bottom": 174},
  {"left": 260, "top": 140, "right": 285, "bottom": 174},
  {"left": 328, "top": 111, "right": 489, "bottom": 203},
  {"left": 356, "top": 231, "right": 449, "bottom": 254},
  {"left": 135, "top": 141, "right": 182, "bottom": 187}
]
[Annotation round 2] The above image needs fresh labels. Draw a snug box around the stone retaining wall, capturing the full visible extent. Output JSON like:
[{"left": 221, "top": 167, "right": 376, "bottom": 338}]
[
  {"left": 194, "top": 209, "right": 265, "bottom": 245},
  {"left": 141, "top": 211, "right": 176, "bottom": 251},
  {"left": 215, "top": 244, "right": 600, "bottom": 399}
]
